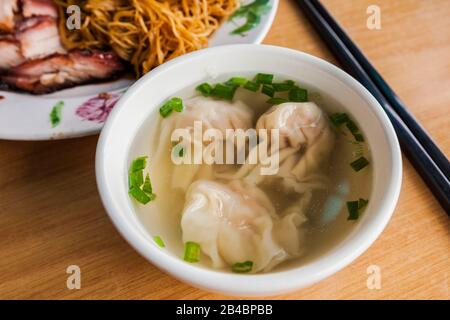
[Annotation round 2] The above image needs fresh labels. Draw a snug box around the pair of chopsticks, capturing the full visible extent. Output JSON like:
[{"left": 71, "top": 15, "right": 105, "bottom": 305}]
[{"left": 296, "top": 0, "right": 450, "bottom": 215}]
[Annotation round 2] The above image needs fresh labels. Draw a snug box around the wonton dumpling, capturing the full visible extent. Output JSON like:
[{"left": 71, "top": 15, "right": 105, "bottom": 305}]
[
  {"left": 256, "top": 102, "right": 327, "bottom": 150},
  {"left": 217, "top": 102, "right": 334, "bottom": 193},
  {"left": 181, "top": 180, "right": 305, "bottom": 272},
  {"left": 154, "top": 97, "right": 254, "bottom": 191}
]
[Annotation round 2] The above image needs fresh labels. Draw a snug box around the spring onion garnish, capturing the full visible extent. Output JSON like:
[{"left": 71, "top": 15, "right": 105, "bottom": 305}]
[
  {"left": 142, "top": 173, "right": 153, "bottom": 194},
  {"left": 230, "top": 0, "right": 271, "bottom": 35},
  {"left": 346, "top": 119, "right": 364, "bottom": 142},
  {"left": 267, "top": 97, "right": 288, "bottom": 105},
  {"left": 261, "top": 84, "right": 275, "bottom": 97},
  {"left": 346, "top": 201, "right": 360, "bottom": 220},
  {"left": 130, "top": 156, "right": 147, "bottom": 173},
  {"left": 50, "top": 100, "right": 64, "bottom": 128},
  {"left": 159, "top": 97, "right": 183, "bottom": 118},
  {"left": 129, "top": 170, "right": 144, "bottom": 188},
  {"left": 289, "top": 86, "right": 308, "bottom": 102},
  {"left": 243, "top": 80, "right": 260, "bottom": 92},
  {"left": 128, "top": 156, "right": 156, "bottom": 204},
  {"left": 255, "top": 73, "right": 274, "bottom": 84},
  {"left": 232, "top": 261, "right": 253, "bottom": 273},
  {"left": 272, "top": 82, "right": 293, "bottom": 92},
  {"left": 211, "top": 83, "right": 237, "bottom": 100},
  {"left": 183, "top": 241, "right": 201, "bottom": 263},
  {"left": 153, "top": 236, "right": 165, "bottom": 248},
  {"left": 350, "top": 156, "right": 370, "bottom": 172},
  {"left": 329, "top": 113, "right": 365, "bottom": 142},
  {"left": 329, "top": 113, "right": 350, "bottom": 126},
  {"left": 129, "top": 186, "right": 152, "bottom": 204},
  {"left": 196, "top": 83, "right": 213, "bottom": 97},
  {"left": 353, "top": 133, "right": 364, "bottom": 142},
  {"left": 226, "top": 77, "right": 248, "bottom": 86},
  {"left": 358, "top": 198, "right": 369, "bottom": 209},
  {"left": 347, "top": 198, "right": 369, "bottom": 220}
]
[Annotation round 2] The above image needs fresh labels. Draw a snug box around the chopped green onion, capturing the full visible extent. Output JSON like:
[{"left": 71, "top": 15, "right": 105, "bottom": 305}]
[
  {"left": 171, "top": 97, "right": 183, "bottom": 112},
  {"left": 261, "top": 84, "right": 275, "bottom": 97},
  {"left": 196, "top": 83, "right": 213, "bottom": 96},
  {"left": 255, "top": 73, "right": 274, "bottom": 84},
  {"left": 153, "top": 236, "right": 165, "bottom": 248},
  {"left": 172, "top": 144, "right": 185, "bottom": 158},
  {"left": 346, "top": 201, "right": 359, "bottom": 220},
  {"left": 272, "top": 82, "right": 293, "bottom": 92},
  {"left": 211, "top": 83, "right": 237, "bottom": 100},
  {"left": 329, "top": 113, "right": 350, "bottom": 126},
  {"left": 284, "top": 80, "right": 295, "bottom": 86},
  {"left": 159, "top": 103, "right": 172, "bottom": 118},
  {"left": 243, "top": 80, "right": 260, "bottom": 92},
  {"left": 232, "top": 261, "right": 253, "bottom": 273},
  {"left": 129, "top": 170, "right": 144, "bottom": 188},
  {"left": 230, "top": 10, "right": 261, "bottom": 35},
  {"left": 350, "top": 156, "right": 370, "bottom": 172},
  {"left": 50, "top": 100, "right": 64, "bottom": 128},
  {"left": 225, "top": 77, "right": 248, "bottom": 86},
  {"left": 130, "top": 156, "right": 147, "bottom": 172},
  {"left": 289, "top": 86, "right": 308, "bottom": 102},
  {"left": 142, "top": 173, "right": 153, "bottom": 195},
  {"left": 183, "top": 241, "right": 201, "bottom": 263},
  {"left": 346, "top": 119, "right": 359, "bottom": 134},
  {"left": 128, "top": 156, "right": 155, "bottom": 204},
  {"left": 358, "top": 198, "right": 369, "bottom": 209},
  {"left": 159, "top": 97, "right": 183, "bottom": 118},
  {"left": 267, "top": 97, "right": 289, "bottom": 105},
  {"left": 129, "top": 186, "right": 152, "bottom": 204},
  {"left": 354, "top": 133, "right": 365, "bottom": 142}
]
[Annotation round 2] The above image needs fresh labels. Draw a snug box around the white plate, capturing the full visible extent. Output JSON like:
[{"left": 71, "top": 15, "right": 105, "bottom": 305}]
[{"left": 0, "top": 0, "right": 278, "bottom": 141}]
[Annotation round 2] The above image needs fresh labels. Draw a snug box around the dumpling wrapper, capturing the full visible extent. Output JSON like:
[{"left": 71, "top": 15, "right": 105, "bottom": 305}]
[
  {"left": 181, "top": 180, "right": 307, "bottom": 272},
  {"left": 153, "top": 96, "right": 254, "bottom": 192},
  {"left": 216, "top": 102, "right": 334, "bottom": 193}
]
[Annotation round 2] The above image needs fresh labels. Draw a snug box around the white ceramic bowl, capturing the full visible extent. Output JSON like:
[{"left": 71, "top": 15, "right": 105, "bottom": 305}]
[{"left": 96, "top": 44, "right": 402, "bottom": 296}]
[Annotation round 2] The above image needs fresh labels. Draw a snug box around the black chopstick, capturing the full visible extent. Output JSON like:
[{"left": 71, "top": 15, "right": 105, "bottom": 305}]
[
  {"left": 309, "top": 0, "right": 450, "bottom": 181},
  {"left": 295, "top": 0, "right": 450, "bottom": 214}
]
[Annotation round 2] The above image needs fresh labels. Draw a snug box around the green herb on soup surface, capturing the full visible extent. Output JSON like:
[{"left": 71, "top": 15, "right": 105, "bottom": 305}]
[
  {"left": 128, "top": 156, "right": 156, "bottom": 204},
  {"left": 346, "top": 198, "right": 369, "bottom": 220},
  {"left": 350, "top": 156, "right": 370, "bottom": 172},
  {"left": 159, "top": 97, "right": 183, "bottom": 118},
  {"left": 330, "top": 112, "right": 365, "bottom": 142},
  {"left": 183, "top": 241, "right": 201, "bottom": 263},
  {"left": 195, "top": 74, "right": 309, "bottom": 104},
  {"left": 50, "top": 100, "right": 64, "bottom": 128},
  {"left": 153, "top": 236, "right": 165, "bottom": 248},
  {"left": 329, "top": 112, "right": 370, "bottom": 171},
  {"left": 230, "top": 0, "right": 271, "bottom": 35},
  {"left": 232, "top": 261, "right": 254, "bottom": 273}
]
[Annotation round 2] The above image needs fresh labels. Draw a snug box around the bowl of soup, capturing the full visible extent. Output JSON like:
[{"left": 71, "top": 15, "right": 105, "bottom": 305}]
[{"left": 96, "top": 44, "right": 402, "bottom": 296}]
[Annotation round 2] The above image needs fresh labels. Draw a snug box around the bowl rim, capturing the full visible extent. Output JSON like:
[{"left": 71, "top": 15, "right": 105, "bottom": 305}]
[{"left": 96, "top": 44, "right": 402, "bottom": 297}]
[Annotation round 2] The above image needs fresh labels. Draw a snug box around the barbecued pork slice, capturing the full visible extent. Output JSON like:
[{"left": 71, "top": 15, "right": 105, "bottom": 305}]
[
  {"left": 0, "top": 36, "right": 24, "bottom": 69},
  {"left": 1, "top": 50, "right": 125, "bottom": 94},
  {"left": 16, "top": 16, "right": 66, "bottom": 59},
  {"left": 0, "top": 0, "right": 18, "bottom": 32},
  {"left": 22, "top": 0, "right": 58, "bottom": 18}
]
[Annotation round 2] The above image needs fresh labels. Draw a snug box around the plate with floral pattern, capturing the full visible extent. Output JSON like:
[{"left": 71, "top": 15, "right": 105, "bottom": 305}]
[{"left": 0, "top": 0, "right": 278, "bottom": 140}]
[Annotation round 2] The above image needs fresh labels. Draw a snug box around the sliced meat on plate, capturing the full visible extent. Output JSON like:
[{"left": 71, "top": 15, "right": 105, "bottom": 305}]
[
  {"left": 16, "top": 16, "right": 66, "bottom": 60},
  {"left": 0, "top": 36, "right": 24, "bottom": 69},
  {"left": 22, "top": 0, "right": 58, "bottom": 18},
  {"left": 1, "top": 50, "right": 126, "bottom": 94},
  {"left": 0, "top": 0, "right": 18, "bottom": 32}
]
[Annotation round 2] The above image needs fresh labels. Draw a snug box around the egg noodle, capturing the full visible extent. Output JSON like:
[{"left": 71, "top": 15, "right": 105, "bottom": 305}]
[{"left": 56, "top": 0, "right": 239, "bottom": 76}]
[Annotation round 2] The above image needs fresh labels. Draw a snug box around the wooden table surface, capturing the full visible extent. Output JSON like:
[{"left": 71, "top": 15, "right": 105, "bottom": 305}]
[{"left": 1, "top": 0, "right": 449, "bottom": 300}]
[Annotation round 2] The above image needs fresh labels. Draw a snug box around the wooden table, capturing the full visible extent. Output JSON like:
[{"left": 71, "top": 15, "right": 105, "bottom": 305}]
[{"left": 1, "top": 0, "right": 449, "bottom": 299}]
